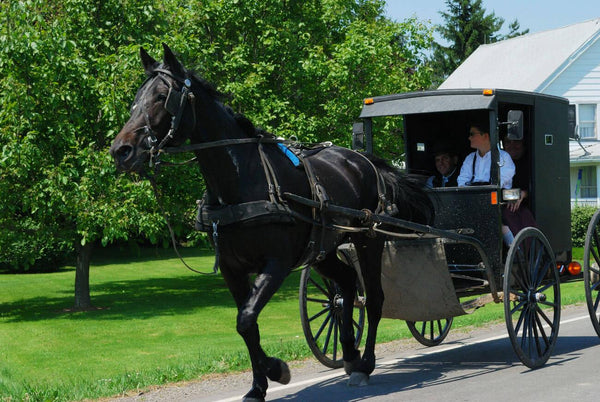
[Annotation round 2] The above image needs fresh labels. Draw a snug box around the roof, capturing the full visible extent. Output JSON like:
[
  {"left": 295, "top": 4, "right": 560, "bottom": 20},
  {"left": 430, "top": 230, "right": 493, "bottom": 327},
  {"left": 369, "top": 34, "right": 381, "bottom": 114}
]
[
  {"left": 359, "top": 89, "right": 495, "bottom": 118},
  {"left": 439, "top": 18, "right": 600, "bottom": 92},
  {"left": 570, "top": 140, "right": 600, "bottom": 164},
  {"left": 359, "top": 88, "right": 566, "bottom": 118}
]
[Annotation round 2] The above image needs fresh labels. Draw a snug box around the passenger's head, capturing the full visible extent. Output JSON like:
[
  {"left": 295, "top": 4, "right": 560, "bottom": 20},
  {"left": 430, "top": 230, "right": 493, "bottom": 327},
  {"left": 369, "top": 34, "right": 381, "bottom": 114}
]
[
  {"left": 468, "top": 122, "right": 490, "bottom": 152},
  {"left": 503, "top": 138, "right": 525, "bottom": 161},
  {"left": 434, "top": 151, "right": 458, "bottom": 176}
]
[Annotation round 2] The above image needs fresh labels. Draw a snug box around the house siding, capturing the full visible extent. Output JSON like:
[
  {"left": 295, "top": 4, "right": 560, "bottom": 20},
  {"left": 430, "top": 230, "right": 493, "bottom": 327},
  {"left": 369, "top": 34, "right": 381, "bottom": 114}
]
[{"left": 543, "top": 36, "right": 600, "bottom": 100}]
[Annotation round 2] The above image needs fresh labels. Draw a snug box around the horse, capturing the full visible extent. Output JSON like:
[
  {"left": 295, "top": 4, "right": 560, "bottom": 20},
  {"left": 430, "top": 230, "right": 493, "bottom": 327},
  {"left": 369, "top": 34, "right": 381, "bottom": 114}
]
[{"left": 110, "top": 44, "right": 433, "bottom": 401}]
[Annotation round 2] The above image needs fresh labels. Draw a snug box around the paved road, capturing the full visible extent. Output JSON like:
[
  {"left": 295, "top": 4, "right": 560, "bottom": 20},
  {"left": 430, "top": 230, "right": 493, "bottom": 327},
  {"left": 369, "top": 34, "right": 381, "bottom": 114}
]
[{"left": 116, "top": 304, "right": 600, "bottom": 402}]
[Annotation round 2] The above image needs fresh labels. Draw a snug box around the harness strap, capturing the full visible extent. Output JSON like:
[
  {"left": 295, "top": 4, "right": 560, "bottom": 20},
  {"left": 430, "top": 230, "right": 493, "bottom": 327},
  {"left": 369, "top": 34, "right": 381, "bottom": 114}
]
[{"left": 196, "top": 199, "right": 294, "bottom": 230}]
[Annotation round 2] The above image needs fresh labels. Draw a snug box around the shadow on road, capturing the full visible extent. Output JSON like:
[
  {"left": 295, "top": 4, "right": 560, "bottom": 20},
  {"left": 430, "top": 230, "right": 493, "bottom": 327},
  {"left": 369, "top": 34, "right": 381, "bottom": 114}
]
[{"left": 273, "top": 334, "right": 600, "bottom": 401}]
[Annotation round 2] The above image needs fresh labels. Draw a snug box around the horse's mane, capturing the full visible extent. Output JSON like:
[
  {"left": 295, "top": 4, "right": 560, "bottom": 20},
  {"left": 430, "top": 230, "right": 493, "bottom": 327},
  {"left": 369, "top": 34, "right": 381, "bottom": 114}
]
[
  {"left": 365, "top": 154, "right": 435, "bottom": 225},
  {"left": 187, "top": 69, "right": 275, "bottom": 139}
]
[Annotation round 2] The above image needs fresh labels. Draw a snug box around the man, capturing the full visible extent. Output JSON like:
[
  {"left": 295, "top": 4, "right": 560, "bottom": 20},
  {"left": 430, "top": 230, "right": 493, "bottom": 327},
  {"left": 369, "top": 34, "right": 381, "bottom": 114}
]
[
  {"left": 426, "top": 149, "right": 460, "bottom": 188},
  {"left": 457, "top": 123, "right": 515, "bottom": 189}
]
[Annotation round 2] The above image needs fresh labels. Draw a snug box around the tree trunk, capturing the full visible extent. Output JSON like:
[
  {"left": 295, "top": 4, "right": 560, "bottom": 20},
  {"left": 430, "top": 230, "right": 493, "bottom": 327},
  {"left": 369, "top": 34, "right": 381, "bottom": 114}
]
[{"left": 74, "top": 242, "right": 93, "bottom": 309}]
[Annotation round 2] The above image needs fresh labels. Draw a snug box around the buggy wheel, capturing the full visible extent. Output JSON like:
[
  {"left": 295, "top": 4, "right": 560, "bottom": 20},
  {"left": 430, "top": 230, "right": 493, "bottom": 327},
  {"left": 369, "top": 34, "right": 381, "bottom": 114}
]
[
  {"left": 299, "top": 266, "right": 365, "bottom": 368},
  {"left": 584, "top": 209, "right": 600, "bottom": 337},
  {"left": 406, "top": 318, "right": 453, "bottom": 347},
  {"left": 503, "top": 227, "right": 560, "bottom": 369}
]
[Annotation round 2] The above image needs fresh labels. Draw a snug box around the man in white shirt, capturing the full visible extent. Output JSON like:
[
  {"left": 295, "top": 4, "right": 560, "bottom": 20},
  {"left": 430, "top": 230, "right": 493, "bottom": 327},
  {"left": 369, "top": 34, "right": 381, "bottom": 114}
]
[{"left": 457, "top": 123, "right": 515, "bottom": 189}]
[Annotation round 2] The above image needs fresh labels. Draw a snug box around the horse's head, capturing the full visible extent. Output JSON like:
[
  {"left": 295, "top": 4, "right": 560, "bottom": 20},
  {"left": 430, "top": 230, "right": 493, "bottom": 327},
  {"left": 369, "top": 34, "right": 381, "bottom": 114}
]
[{"left": 110, "top": 44, "right": 197, "bottom": 172}]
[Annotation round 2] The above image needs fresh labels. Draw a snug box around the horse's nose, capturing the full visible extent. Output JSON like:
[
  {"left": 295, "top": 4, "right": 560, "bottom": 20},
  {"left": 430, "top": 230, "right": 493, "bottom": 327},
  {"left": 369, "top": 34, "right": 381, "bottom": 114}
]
[{"left": 110, "top": 143, "right": 134, "bottom": 166}]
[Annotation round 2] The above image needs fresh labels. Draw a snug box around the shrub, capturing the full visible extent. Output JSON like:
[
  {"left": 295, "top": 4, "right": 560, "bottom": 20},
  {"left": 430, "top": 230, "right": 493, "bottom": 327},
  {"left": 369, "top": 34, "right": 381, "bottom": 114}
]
[{"left": 571, "top": 206, "right": 597, "bottom": 247}]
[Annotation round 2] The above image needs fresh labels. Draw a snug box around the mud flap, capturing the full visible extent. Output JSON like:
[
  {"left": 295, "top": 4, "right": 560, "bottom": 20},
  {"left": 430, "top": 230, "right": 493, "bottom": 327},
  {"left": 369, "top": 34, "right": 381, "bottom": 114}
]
[{"left": 380, "top": 239, "right": 466, "bottom": 321}]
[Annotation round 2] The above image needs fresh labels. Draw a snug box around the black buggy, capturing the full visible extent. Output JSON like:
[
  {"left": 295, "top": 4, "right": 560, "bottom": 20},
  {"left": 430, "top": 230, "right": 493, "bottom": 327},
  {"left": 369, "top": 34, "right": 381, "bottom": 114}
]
[{"left": 299, "top": 88, "right": 600, "bottom": 369}]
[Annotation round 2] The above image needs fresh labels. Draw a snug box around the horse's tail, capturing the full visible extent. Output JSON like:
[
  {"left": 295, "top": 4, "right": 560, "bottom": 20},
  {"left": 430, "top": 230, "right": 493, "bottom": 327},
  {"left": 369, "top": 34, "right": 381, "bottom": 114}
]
[{"left": 365, "top": 154, "right": 435, "bottom": 225}]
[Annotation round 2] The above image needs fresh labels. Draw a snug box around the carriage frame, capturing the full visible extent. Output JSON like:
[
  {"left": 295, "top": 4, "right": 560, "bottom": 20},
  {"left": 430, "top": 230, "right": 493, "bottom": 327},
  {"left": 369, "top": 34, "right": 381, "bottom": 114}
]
[{"left": 299, "top": 88, "right": 600, "bottom": 369}]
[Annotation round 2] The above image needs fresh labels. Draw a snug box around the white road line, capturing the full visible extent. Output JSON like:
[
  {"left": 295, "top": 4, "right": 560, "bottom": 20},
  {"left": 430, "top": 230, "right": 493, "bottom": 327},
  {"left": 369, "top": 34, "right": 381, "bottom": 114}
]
[{"left": 214, "top": 314, "right": 590, "bottom": 402}]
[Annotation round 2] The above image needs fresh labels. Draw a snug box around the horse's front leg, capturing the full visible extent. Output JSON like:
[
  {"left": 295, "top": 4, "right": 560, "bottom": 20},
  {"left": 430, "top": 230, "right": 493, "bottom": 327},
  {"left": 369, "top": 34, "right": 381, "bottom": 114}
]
[
  {"left": 347, "top": 238, "right": 385, "bottom": 386},
  {"left": 222, "top": 259, "right": 291, "bottom": 402}
]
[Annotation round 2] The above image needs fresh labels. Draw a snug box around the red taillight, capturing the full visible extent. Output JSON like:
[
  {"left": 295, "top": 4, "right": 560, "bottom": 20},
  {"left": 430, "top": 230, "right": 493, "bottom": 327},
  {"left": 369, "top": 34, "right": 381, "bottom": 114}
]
[{"left": 567, "top": 262, "right": 582, "bottom": 276}]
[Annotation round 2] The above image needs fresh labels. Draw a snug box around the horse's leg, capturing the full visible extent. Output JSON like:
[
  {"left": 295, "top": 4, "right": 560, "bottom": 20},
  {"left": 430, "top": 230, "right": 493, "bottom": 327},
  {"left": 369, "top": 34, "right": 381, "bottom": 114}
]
[
  {"left": 221, "top": 259, "right": 291, "bottom": 402},
  {"left": 313, "top": 253, "right": 361, "bottom": 372},
  {"left": 347, "top": 236, "right": 385, "bottom": 386}
]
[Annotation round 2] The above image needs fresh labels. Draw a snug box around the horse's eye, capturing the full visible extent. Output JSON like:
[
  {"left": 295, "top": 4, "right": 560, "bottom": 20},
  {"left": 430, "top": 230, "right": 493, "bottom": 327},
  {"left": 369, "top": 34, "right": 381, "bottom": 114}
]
[{"left": 157, "top": 94, "right": 167, "bottom": 102}]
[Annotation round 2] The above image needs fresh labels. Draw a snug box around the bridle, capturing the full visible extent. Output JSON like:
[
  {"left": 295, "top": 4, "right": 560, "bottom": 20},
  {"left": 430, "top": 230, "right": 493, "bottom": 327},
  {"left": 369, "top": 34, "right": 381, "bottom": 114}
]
[
  {"left": 135, "top": 67, "right": 197, "bottom": 167},
  {"left": 136, "top": 68, "right": 288, "bottom": 168}
]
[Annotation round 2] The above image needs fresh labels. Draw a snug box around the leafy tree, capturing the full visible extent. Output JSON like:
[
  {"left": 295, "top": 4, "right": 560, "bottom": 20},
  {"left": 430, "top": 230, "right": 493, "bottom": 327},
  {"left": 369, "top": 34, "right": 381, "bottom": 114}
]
[
  {"left": 0, "top": 1, "right": 181, "bottom": 307},
  {"left": 430, "top": 0, "right": 528, "bottom": 86},
  {"left": 0, "top": 0, "right": 433, "bottom": 307}
]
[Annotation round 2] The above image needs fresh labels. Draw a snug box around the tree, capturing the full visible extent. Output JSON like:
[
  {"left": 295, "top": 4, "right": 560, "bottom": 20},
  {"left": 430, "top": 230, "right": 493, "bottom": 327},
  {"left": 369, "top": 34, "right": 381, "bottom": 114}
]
[
  {"left": 0, "top": 0, "right": 433, "bottom": 307},
  {"left": 429, "top": 0, "right": 528, "bottom": 86},
  {"left": 0, "top": 1, "right": 183, "bottom": 308}
]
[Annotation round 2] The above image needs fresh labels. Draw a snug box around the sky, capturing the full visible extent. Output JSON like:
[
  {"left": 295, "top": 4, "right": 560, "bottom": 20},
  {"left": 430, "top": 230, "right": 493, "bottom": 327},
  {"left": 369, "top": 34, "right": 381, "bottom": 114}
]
[{"left": 385, "top": 0, "right": 600, "bottom": 38}]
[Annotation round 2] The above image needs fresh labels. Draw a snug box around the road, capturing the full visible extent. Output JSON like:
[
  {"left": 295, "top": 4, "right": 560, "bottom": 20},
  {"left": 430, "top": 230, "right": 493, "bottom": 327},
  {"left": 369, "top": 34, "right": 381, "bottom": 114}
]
[{"left": 114, "top": 304, "right": 600, "bottom": 402}]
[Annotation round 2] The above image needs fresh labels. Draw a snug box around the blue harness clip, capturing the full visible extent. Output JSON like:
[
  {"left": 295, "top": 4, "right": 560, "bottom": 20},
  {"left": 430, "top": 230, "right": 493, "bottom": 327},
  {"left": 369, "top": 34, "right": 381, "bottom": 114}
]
[{"left": 277, "top": 143, "right": 301, "bottom": 167}]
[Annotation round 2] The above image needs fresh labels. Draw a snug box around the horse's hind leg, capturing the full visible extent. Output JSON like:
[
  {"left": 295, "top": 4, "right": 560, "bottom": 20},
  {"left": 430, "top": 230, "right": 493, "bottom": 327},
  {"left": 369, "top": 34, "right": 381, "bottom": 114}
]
[
  {"left": 221, "top": 259, "right": 291, "bottom": 402},
  {"left": 314, "top": 252, "right": 361, "bottom": 371},
  {"left": 347, "top": 236, "right": 385, "bottom": 386}
]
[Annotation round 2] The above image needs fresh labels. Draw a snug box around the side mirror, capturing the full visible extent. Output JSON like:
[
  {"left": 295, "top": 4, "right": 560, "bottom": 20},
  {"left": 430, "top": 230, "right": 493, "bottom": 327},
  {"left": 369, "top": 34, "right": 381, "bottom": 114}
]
[
  {"left": 506, "top": 110, "right": 524, "bottom": 140},
  {"left": 352, "top": 122, "right": 365, "bottom": 151}
]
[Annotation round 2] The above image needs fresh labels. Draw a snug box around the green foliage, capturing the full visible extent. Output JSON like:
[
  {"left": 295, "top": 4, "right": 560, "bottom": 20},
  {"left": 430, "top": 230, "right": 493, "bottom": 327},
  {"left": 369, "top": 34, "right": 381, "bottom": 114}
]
[
  {"left": 571, "top": 206, "right": 597, "bottom": 247},
  {"left": 429, "top": 0, "right": 528, "bottom": 86},
  {"left": 0, "top": 0, "right": 434, "bottom": 272}
]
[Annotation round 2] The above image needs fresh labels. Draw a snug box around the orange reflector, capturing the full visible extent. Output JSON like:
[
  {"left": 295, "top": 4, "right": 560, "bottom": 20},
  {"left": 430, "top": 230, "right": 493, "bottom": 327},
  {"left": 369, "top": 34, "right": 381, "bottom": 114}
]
[
  {"left": 483, "top": 89, "right": 494, "bottom": 96},
  {"left": 364, "top": 98, "right": 374, "bottom": 105},
  {"left": 490, "top": 191, "right": 498, "bottom": 205},
  {"left": 568, "top": 261, "right": 582, "bottom": 276}
]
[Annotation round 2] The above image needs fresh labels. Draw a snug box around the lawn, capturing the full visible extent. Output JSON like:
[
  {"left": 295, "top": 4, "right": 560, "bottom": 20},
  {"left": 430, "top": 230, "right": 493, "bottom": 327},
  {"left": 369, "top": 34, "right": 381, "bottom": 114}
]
[{"left": 0, "top": 246, "right": 589, "bottom": 401}]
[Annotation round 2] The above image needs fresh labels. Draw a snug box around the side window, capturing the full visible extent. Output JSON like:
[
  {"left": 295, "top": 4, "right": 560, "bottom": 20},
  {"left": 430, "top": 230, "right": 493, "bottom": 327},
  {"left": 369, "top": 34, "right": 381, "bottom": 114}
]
[
  {"left": 578, "top": 104, "right": 597, "bottom": 139},
  {"left": 578, "top": 166, "right": 597, "bottom": 198}
]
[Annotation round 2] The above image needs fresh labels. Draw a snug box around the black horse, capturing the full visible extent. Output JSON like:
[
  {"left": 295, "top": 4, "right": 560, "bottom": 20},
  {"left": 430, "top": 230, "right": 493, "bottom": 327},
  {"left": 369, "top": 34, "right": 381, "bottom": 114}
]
[{"left": 110, "top": 44, "right": 433, "bottom": 401}]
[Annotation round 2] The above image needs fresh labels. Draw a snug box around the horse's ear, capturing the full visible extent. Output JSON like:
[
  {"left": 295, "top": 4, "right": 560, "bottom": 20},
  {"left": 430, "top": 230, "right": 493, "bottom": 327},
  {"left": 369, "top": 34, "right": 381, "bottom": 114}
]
[
  {"left": 140, "top": 47, "right": 157, "bottom": 75},
  {"left": 162, "top": 43, "right": 186, "bottom": 78}
]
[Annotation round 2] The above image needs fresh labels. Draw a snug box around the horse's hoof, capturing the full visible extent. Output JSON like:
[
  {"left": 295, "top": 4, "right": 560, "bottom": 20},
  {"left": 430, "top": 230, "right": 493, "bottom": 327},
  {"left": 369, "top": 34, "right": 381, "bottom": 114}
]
[
  {"left": 242, "top": 388, "right": 265, "bottom": 402},
  {"left": 242, "top": 398, "right": 264, "bottom": 402},
  {"left": 277, "top": 360, "right": 291, "bottom": 384},
  {"left": 344, "top": 356, "right": 361, "bottom": 376},
  {"left": 347, "top": 371, "right": 369, "bottom": 387},
  {"left": 266, "top": 358, "right": 291, "bottom": 384}
]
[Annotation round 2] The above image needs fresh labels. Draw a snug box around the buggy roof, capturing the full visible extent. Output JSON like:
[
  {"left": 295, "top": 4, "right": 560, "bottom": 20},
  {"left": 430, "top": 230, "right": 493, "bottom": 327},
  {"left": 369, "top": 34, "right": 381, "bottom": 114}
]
[{"left": 358, "top": 88, "right": 567, "bottom": 118}]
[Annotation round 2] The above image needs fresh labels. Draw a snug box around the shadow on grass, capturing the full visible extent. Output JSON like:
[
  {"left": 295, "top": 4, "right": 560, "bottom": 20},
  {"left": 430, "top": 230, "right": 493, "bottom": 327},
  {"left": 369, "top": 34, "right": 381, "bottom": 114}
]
[{"left": 1, "top": 268, "right": 303, "bottom": 323}]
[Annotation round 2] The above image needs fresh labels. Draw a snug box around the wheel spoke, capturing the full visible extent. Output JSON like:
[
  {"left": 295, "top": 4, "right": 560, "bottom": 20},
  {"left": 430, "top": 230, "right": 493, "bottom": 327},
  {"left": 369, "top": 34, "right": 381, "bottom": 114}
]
[
  {"left": 592, "top": 229, "right": 600, "bottom": 264},
  {"left": 306, "top": 297, "right": 329, "bottom": 304},
  {"left": 308, "top": 307, "right": 329, "bottom": 323},
  {"left": 321, "top": 313, "right": 335, "bottom": 355},
  {"left": 332, "top": 316, "right": 339, "bottom": 361},
  {"left": 314, "top": 311, "right": 332, "bottom": 341},
  {"left": 308, "top": 277, "right": 330, "bottom": 298},
  {"left": 594, "top": 291, "right": 600, "bottom": 311},
  {"left": 513, "top": 303, "right": 526, "bottom": 334},
  {"left": 537, "top": 311, "right": 551, "bottom": 350}
]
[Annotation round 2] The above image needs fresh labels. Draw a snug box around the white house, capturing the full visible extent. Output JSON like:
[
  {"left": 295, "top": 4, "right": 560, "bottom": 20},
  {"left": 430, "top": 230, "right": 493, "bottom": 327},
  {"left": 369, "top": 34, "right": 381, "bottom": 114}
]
[{"left": 439, "top": 18, "right": 600, "bottom": 206}]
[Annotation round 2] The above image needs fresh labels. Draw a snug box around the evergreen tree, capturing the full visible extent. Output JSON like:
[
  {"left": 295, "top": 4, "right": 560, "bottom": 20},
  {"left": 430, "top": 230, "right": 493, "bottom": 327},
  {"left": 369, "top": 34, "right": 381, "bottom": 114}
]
[{"left": 430, "top": 0, "right": 528, "bottom": 86}]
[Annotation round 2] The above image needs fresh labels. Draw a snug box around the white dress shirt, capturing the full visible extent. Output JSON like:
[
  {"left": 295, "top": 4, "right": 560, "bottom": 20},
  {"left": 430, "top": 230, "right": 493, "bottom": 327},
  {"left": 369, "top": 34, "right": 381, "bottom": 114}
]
[{"left": 457, "top": 149, "right": 515, "bottom": 189}]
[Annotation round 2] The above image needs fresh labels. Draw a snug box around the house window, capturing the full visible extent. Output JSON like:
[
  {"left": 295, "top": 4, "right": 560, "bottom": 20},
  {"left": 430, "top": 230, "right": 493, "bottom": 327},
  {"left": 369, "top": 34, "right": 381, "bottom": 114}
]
[
  {"left": 579, "top": 104, "right": 597, "bottom": 139},
  {"left": 579, "top": 166, "right": 597, "bottom": 198}
]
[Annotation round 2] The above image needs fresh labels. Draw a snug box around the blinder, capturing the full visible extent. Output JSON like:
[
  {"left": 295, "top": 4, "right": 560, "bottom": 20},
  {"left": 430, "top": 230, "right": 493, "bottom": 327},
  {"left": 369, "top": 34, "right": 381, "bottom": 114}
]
[
  {"left": 138, "top": 71, "right": 195, "bottom": 167},
  {"left": 165, "top": 86, "right": 182, "bottom": 116}
]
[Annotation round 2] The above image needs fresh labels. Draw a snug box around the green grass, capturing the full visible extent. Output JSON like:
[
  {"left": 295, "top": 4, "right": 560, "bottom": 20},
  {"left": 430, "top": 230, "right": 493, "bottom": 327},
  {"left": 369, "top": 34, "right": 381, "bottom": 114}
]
[{"left": 0, "top": 247, "right": 590, "bottom": 401}]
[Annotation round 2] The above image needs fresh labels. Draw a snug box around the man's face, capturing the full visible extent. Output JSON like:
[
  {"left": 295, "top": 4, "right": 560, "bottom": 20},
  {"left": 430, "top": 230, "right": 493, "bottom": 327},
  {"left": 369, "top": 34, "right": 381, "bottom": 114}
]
[
  {"left": 468, "top": 127, "right": 489, "bottom": 149},
  {"left": 503, "top": 139, "right": 524, "bottom": 160},
  {"left": 435, "top": 153, "right": 457, "bottom": 176}
]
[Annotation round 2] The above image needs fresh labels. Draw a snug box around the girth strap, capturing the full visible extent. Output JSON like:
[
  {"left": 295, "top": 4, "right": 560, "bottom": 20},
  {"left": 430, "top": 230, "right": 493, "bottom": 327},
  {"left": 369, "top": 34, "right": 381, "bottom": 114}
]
[{"left": 195, "top": 199, "right": 294, "bottom": 231}]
